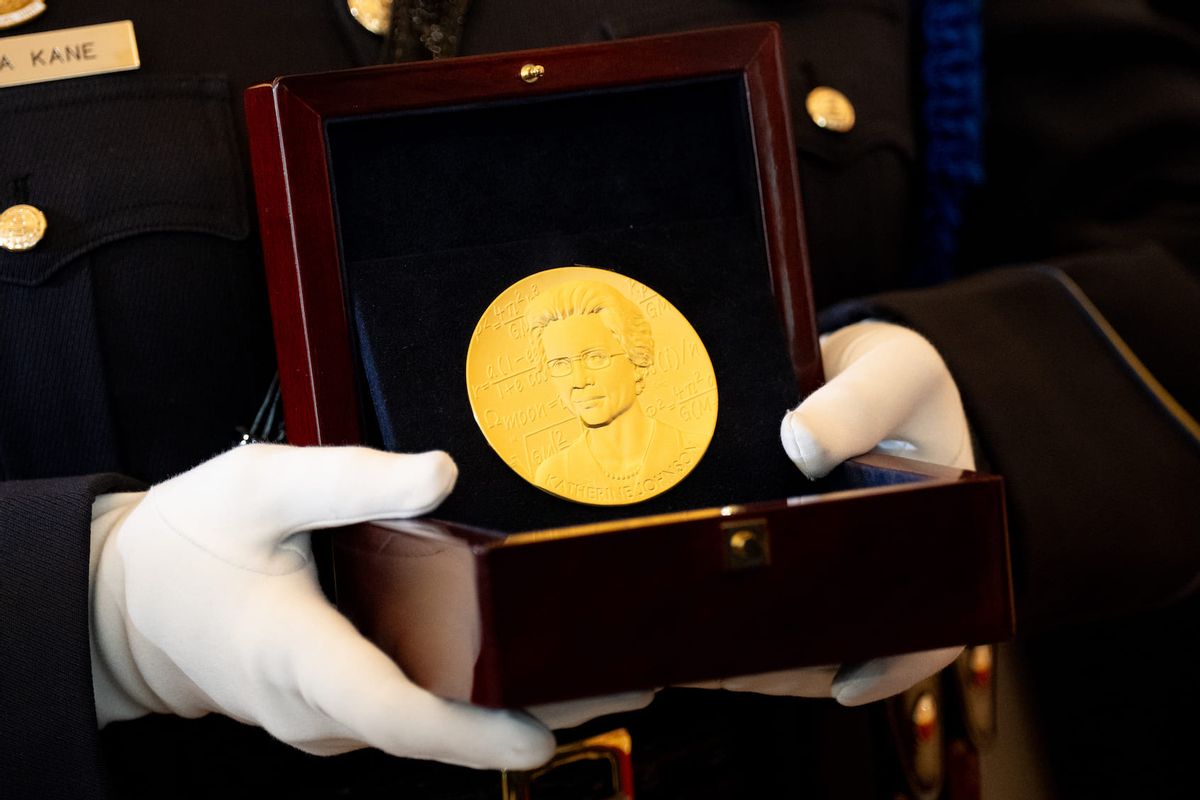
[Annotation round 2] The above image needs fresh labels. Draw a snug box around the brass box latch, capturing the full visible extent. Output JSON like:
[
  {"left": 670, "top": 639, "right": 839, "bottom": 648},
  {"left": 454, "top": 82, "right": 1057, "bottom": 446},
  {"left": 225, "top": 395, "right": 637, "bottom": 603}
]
[
  {"left": 502, "top": 728, "right": 633, "bottom": 800},
  {"left": 722, "top": 518, "right": 771, "bottom": 570},
  {"left": 519, "top": 63, "right": 545, "bottom": 83}
]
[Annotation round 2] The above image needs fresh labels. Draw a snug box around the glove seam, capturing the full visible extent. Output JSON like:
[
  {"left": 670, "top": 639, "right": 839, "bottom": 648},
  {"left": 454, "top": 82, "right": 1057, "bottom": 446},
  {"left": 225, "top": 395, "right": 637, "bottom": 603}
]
[
  {"left": 145, "top": 491, "right": 312, "bottom": 576},
  {"left": 143, "top": 495, "right": 450, "bottom": 576},
  {"left": 275, "top": 498, "right": 453, "bottom": 540}
]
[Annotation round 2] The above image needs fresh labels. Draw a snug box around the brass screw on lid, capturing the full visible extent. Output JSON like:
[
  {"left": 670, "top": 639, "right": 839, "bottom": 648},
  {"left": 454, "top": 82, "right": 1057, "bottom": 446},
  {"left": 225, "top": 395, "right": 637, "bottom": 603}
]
[{"left": 520, "top": 63, "right": 545, "bottom": 83}]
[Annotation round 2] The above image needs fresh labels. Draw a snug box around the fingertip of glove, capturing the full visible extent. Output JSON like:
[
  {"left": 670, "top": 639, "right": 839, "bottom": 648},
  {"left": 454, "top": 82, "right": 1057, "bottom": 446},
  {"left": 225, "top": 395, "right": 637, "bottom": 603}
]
[
  {"left": 494, "top": 713, "right": 557, "bottom": 770},
  {"left": 448, "top": 708, "right": 554, "bottom": 770},
  {"left": 831, "top": 646, "right": 964, "bottom": 707},
  {"left": 833, "top": 675, "right": 921, "bottom": 707},
  {"left": 780, "top": 410, "right": 835, "bottom": 479},
  {"left": 413, "top": 450, "right": 459, "bottom": 490},
  {"left": 388, "top": 450, "right": 458, "bottom": 517},
  {"left": 830, "top": 668, "right": 888, "bottom": 707},
  {"left": 832, "top": 686, "right": 874, "bottom": 707}
]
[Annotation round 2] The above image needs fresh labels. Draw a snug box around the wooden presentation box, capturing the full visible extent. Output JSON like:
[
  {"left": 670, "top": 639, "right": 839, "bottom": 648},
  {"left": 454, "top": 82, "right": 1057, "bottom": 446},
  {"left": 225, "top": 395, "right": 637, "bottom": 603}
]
[{"left": 245, "top": 23, "right": 1013, "bottom": 708}]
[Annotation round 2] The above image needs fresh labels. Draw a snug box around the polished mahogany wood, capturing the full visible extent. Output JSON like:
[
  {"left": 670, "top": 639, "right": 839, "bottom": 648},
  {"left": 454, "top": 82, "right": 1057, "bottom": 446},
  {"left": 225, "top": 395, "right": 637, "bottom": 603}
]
[{"left": 334, "top": 453, "right": 1013, "bottom": 707}]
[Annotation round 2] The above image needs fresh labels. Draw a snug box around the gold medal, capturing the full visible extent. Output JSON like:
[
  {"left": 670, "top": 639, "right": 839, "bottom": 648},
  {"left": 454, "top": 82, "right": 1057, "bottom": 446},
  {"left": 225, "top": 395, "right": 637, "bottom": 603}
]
[
  {"left": 467, "top": 266, "right": 718, "bottom": 506},
  {"left": 0, "top": 0, "right": 45, "bottom": 31}
]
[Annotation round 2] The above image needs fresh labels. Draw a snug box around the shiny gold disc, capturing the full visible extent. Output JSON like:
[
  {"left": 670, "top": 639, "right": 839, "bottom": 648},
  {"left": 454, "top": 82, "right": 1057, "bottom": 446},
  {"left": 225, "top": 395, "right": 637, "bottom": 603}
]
[
  {"left": 805, "top": 86, "right": 856, "bottom": 133},
  {"left": 0, "top": 204, "right": 47, "bottom": 252},
  {"left": 467, "top": 266, "right": 718, "bottom": 506},
  {"left": 0, "top": 0, "right": 46, "bottom": 30},
  {"left": 346, "top": 0, "right": 392, "bottom": 36}
]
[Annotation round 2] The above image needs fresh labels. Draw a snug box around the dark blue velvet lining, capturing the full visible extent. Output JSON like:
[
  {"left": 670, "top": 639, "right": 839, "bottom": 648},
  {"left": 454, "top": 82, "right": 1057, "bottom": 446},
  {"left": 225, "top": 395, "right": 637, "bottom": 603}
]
[{"left": 329, "top": 77, "right": 808, "bottom": 531}]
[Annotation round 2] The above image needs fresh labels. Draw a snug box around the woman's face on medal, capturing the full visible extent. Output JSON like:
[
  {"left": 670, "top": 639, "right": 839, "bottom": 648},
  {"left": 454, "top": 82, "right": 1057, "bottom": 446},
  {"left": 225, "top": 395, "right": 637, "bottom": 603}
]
[{"left": 541, "top": 314, "right": 639, "bottom": 428}]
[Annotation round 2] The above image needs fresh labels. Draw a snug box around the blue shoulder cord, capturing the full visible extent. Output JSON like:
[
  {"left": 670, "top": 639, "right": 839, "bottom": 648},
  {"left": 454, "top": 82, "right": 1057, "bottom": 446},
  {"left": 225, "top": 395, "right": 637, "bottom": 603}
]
[{"left": 916, "top": 0, "right": 985, "bottom": 286}]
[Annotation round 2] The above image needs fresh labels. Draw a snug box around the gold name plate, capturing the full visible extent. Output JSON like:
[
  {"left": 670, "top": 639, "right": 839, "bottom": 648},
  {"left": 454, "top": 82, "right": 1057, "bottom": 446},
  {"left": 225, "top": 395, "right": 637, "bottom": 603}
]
[{"left": 0, "top": 20, "right": 140, "bottom": 89}]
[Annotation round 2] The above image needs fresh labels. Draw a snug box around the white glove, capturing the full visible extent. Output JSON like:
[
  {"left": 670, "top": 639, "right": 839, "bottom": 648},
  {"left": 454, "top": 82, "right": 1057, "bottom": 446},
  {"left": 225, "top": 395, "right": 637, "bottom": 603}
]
[
  {"left": 527, "top": 691, "right": 657, "bottom": 730},
  {"left": 781, "top": 320, "right": 974, "bottom": 478},
  {"left": 88, "top": 444, "right": 555, "bottom": 770},
  {"left": 689, "top": 648, "right": 962, "bottom": 707},
  {"left": 510, "top": 323, "right": 971, "bottom": 719},
  {"left": 773, "top": 320, "right": 974, "bottom": 705}
]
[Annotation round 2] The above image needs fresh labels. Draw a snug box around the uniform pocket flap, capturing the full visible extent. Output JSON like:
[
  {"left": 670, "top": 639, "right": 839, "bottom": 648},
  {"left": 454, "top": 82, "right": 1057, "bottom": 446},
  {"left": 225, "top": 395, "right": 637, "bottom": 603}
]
[{"left": 0, "top": 75, "right": 247, "bottom": 286}]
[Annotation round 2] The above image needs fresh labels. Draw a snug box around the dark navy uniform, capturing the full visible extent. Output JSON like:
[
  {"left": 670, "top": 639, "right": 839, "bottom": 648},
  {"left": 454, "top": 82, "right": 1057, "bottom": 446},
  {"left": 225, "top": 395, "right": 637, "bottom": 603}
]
[{"left": 2, "top": 1, "right": 1198, "bottom": 797}]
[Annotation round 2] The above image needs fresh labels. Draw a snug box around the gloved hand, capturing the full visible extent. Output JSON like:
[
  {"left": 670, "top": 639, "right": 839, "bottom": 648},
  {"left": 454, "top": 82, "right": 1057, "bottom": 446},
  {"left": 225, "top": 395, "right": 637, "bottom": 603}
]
[
  {"left": 774, "top": 320, "right": 975, "bottom": 705},
  {"left": 528, "top": 691, "right": 657, "bottom": 730},
  {"left": 542, "top": 641, "right": 960, "bottom": 720},
  {"left": 89, "top": 444, "right": 555, "bottom": 770},
  {"left": 691, "top": 647, "right": 964, "bottom": 707},
  {"left": 516, "top": 324, "right": 973, "bottom": 720},
  {"left": 781, "top": 320, "right": 975, "bottom": 478}
]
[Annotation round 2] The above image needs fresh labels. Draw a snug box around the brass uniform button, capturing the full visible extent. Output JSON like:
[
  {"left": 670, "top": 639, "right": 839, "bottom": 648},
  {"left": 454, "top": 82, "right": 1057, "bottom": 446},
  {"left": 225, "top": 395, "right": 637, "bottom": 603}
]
[
  {"left": 0, "top": 0, "right": 47, "bottom": 31},
  {"left": 805, "top": 86, "right": 856, "bottom": 133},
  {"left": 0, "top": 204, "right": 48, "bottom": 252},
  {"left": 347, "top": 0, "right": 392, "bottom": 36}
]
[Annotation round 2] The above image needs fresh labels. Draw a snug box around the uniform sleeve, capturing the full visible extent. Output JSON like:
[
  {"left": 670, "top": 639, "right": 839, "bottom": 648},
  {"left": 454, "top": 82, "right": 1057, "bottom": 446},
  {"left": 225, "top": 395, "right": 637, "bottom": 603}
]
[
  {"left": 819, "top": 1, "right": 1200, "bottom": 631},
  {"left": 0, "top": 474, "right": 144, "bottom": 800},
  {"left": 822, "top": 244, "right": 1200, "bottom": 631}
]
